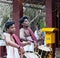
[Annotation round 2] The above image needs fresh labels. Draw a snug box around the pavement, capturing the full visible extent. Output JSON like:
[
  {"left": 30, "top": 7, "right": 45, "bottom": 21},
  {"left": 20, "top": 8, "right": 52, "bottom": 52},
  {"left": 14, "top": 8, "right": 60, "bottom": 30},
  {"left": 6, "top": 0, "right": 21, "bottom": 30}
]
[{"left": 55, "top": 48, "right": 60, "bottom": 58}]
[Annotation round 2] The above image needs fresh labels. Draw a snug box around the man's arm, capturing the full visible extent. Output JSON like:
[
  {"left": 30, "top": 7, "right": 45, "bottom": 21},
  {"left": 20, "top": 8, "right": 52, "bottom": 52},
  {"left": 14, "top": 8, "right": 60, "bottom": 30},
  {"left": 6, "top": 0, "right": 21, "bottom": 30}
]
[
  {"left": 5, "top": 34, "right": 20, "bottom": 49},
  {"left": 22, "top": 41, "right": 31, "bottom": 46},
  {"left": 4, "top": 34, "right": 25, "bottom": 55}
]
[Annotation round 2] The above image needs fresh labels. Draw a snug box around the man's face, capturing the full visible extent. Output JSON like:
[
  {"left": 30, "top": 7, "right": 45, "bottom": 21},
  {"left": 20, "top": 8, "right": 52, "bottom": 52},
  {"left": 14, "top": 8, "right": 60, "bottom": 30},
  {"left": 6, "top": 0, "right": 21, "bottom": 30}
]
[
  {"left": 7, "top": 24, "right": 15, "bottom": 34},
  {"left": 22, "top": 19, "right": 30, "bottom": 27}
]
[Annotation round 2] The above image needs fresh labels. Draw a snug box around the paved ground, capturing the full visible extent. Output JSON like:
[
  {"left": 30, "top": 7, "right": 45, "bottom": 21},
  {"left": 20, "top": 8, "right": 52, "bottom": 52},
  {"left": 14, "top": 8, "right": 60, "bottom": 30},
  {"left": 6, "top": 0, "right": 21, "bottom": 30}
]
[{"left": 55, "top": 48, "right": 60, "bottom": 58}]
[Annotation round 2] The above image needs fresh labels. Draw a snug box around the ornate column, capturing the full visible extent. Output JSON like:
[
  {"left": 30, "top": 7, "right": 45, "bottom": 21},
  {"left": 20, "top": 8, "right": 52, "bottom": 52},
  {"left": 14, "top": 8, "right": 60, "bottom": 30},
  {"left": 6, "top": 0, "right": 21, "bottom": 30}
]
[
  {"left": 45, "top": 0, "right": 56, "bottom": 58},
  {"left": 13, "top": 0, "right": 23, "bottom": 35},
  {"left": 46, "top": 0, "right": 56, "bottom": 27}
]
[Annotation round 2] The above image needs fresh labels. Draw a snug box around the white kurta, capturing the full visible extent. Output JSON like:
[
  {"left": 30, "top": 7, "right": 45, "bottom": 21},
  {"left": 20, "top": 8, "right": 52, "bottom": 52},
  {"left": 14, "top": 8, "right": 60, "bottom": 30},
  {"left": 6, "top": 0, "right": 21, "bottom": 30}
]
[
  {"left": 6, "top": 46, "right": 20, "bottom": 58},
  {"left": 19, "top": 28, "right": 34, "bottom": 52},
  {"left": 3, "top": 33, "right": 20, "bottom": 58}
]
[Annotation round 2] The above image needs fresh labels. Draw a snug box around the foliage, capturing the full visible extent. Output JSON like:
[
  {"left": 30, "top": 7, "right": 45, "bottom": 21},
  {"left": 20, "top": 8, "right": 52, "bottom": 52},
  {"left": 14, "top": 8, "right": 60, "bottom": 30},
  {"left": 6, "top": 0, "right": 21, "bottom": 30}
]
[
  {"left": 0, "top": 3, "right": 12, "bottom": 31},
  {"left": 1, "top": 15, "right": 9, "bottom": 28},
  {"left": 38, "top": 17, "right": 46, "bottom": 29},
  {"left": 23, "top": 4, "right": 46, "bottom": 31}
]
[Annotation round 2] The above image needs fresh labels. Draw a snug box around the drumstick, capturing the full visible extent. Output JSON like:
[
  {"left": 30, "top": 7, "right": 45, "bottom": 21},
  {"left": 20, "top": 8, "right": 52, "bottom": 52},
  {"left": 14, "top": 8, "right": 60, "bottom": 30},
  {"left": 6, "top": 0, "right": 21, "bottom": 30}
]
[
  {"left": 28, "top": 40, "right": 34, "bottom": 43},
  {"left": 21, "top": 39, "right": 34, "bottom": 43}
]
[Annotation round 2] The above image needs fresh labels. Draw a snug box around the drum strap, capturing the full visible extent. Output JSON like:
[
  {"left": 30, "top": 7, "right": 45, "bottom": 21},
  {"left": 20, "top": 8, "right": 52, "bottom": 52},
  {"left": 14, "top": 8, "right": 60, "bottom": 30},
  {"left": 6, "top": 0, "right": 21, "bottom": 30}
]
[{"left": 26, "top": 51, "right": 33, "bottom": 53}]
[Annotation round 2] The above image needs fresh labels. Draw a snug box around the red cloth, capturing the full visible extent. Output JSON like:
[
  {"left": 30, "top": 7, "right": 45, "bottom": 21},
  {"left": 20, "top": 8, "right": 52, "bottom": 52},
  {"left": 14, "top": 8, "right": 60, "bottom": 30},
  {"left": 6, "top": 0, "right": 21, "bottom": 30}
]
[
  {"left": 28, "top": 27, "right": 38, "bottom": 43},
  {"left": 12, "top": 34, "right": 23, "bottom": 47}
]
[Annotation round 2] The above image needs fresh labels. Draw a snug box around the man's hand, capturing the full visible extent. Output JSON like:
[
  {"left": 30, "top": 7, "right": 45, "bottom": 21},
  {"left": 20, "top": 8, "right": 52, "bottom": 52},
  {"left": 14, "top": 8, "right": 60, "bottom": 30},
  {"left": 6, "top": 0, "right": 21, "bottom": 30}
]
[
  {"left": 27, "top": 41, "right": 31, "bottom": 45},
  {"left": 18, "top": 47, "right": 25, "bottom": 55}
]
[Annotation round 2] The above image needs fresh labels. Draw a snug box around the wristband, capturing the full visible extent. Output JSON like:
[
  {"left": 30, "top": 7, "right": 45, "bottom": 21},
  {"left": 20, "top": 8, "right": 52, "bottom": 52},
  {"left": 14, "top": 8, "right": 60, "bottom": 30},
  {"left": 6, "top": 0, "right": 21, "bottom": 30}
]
[
  {"left": 18, "top": 46, "right": 23, "bottom": 49},
  {"left": 18, "top": 46, "right": 20, "bottom": 49}
]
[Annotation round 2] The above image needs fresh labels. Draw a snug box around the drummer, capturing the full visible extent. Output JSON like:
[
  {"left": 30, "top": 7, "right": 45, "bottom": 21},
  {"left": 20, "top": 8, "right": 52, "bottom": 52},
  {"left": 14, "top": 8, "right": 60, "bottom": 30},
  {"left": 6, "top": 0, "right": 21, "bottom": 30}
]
[
  {"left": 34, "top": 23, "right": 45, "bottom": 45},
  {"left": 19, "top": 16, "right": 38, "bottom": 52}
]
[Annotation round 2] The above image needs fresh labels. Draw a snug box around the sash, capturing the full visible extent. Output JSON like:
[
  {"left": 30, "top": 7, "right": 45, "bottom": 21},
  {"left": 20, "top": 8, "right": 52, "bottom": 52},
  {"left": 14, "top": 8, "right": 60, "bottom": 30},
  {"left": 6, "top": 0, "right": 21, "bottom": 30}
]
[
  {"left": 12, "top": 34, "right": 23, "bottom": 47},
  {"left": 28, "top": 27, "right": 38, "bottom": 43}
]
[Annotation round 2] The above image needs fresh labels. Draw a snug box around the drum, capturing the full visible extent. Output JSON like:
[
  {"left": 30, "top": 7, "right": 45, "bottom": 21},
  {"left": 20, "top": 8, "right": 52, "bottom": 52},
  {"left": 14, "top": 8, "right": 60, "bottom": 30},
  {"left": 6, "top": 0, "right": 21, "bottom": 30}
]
[
  {"left": 38, "top": 45, "right": 52, "bottom": 58},
  {"left": 23, "top": 41, "right": 34, "bottom": 52},
  {"left": 24, "top": 52, "right": 39, "bottom": 58}
]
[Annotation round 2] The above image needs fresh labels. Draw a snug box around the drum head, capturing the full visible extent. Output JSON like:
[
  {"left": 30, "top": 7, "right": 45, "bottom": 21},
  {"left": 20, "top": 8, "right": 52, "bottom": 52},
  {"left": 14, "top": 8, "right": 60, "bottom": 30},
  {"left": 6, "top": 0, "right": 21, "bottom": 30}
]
[{"left": 38, "top": 45, "right": 52, "bottom": 52}]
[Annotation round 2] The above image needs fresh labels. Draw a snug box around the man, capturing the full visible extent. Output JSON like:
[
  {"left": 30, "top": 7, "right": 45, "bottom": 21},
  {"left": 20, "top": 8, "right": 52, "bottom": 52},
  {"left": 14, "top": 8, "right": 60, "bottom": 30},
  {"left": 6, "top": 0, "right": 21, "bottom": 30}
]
[
  {"left": 19, "top": 16, "right": 38, "bottom": 52},
  {"left": 3, "top": 20, "right": 30, "bottom": 58},
  {"left": 34, "top": 24, "right": 44, "bottom": 45}
]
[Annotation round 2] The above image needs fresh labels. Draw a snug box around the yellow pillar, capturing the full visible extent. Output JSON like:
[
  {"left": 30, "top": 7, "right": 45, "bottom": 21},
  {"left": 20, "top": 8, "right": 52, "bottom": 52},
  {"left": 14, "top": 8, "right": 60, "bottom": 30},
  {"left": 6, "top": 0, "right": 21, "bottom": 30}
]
[{"left": 42, "top": 28, "right": 58, "bottom": 58}]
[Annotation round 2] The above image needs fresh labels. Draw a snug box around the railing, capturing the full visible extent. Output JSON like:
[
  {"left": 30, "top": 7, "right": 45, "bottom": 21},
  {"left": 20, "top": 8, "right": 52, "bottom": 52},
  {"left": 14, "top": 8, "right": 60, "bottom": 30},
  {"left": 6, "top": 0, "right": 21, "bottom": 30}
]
[{"left": 0, "top": 40, "right": 6, "bottom": 58}]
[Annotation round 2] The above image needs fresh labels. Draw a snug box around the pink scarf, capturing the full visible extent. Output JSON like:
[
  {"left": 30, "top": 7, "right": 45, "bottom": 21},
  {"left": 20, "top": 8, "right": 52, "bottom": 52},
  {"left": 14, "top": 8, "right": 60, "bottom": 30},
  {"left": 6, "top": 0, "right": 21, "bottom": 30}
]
[
  {"left": 12, "top": 34, "right": 23, "bottom": 47},
  {"left": 28, "top": 27, "right": 38, "bottom": 43}
]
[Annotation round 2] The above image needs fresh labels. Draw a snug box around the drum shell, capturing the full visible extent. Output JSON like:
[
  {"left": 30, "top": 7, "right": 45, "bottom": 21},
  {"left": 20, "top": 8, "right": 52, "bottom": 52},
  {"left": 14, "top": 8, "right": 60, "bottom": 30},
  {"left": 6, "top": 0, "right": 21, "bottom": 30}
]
[{"left": 38, "top": 45, "right": 52, "bottom": 58}]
